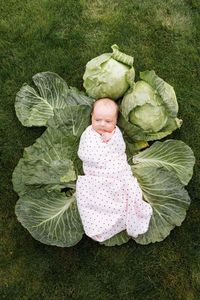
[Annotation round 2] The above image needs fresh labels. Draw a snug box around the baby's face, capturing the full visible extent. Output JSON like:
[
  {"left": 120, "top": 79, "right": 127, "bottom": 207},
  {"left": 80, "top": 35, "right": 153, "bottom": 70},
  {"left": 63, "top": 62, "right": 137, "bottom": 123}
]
[{"left": 92, "top": 102, "right": 117, "bottom": 135}]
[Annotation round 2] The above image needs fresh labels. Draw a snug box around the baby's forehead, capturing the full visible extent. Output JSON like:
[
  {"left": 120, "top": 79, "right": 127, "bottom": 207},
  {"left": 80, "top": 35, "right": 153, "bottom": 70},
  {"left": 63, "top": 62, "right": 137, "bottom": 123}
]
[{"left": 93, "top": 99, "right": 118, "bottom": 114}]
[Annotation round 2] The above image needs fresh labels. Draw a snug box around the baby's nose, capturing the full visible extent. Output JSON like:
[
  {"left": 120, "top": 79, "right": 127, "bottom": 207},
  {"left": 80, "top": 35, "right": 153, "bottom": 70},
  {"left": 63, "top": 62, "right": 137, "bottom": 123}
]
[{"left": 100, "top": 120, "right": 105, "bottom": 126}]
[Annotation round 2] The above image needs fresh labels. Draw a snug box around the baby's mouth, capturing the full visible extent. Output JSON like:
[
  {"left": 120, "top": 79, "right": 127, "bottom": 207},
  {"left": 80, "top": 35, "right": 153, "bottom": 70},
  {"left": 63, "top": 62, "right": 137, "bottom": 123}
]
[{"left": 98, "top": 128, "right": 106, "bottom": 133}]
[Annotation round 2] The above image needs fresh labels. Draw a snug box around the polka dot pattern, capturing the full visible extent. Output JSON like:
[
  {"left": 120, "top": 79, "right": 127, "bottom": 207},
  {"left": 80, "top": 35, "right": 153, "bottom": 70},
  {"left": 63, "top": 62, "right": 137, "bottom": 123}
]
[{"left": 76, "top": 125, "right": 152, "bottom": 242}]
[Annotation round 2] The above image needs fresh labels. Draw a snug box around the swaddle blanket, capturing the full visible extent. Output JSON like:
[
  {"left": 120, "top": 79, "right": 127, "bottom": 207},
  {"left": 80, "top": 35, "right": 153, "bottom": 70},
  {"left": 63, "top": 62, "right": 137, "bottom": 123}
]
[{"left": 76, "top": 125, "right": 152, "bottom": 242}]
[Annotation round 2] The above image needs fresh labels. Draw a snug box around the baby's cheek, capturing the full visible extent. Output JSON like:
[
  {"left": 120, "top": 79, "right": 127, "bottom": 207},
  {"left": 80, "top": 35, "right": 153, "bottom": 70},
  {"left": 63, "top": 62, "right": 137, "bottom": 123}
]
[
  {"left": 109, "top": 123, "right": 116, "bottom": 132},
  {"left": 106, "top": 127, "right": 114, "bottom": 133},
  {"left": 92, "top": 123, "right": 97, "bottom": 131}
]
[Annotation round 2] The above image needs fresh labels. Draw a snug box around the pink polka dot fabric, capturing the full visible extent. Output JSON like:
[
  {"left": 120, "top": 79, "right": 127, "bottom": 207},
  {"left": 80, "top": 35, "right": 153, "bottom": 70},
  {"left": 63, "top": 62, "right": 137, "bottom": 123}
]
[{"left": 76, "top": 125, "right": 152, "bottom": 242}]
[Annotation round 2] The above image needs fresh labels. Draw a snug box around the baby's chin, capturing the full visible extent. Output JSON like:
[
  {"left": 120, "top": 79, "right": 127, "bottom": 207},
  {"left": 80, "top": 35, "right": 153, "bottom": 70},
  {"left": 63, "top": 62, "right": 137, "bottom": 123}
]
[
  {"left": 92, "top": 125, "right": 115, "bottom": 135},
  {"left": 95, "top": 128, "right": 113, "bottom": 135}
]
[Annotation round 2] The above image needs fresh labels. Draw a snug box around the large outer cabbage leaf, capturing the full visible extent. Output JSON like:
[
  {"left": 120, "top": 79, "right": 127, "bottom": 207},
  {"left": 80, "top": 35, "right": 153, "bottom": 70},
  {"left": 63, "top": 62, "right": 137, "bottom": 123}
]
[
  {"left": 132, "top": 167, "right": 190, "bottom": 244},
  {"left": 12, "top": 127, "right": 88, "bottom": 246},
  {"left": 130, "top": 139, "right": 195, "bottom": 244},
  {"left": 132, "top": 140, "right": 195, "bottom": 186},
  {"left": 100, "top": 231, "right": 131, "bottom": 246},
  {"left": 13, "top": 104, "right": 92, "bottom": 196},
  {"left": 15, "top": 188, "right": 84, "bottom": 247},
  {"left": 83, "top": 44, "right": 135, "bottom": 100},
  {"left": 13, "top": 128, "right": 77, "bottom": 196},
  {"left": 119, "top": 70, "right": 182, "bottom": 141},
  {"left": 15, "top": 72, "right": 69, "bottom": 127}
]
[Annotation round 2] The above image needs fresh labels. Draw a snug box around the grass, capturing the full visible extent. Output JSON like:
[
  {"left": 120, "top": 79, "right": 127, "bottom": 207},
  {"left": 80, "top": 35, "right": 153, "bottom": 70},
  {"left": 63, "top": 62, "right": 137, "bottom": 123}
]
[{"left": 1, "top": 0, "right": 200, "bottom": 299}]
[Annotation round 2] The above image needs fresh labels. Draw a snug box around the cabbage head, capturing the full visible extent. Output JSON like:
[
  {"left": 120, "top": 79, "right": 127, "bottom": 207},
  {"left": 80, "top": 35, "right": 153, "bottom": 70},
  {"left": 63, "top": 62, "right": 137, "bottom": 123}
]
[
  {"left": 119, "top": 70, "right": 182, "bottom": 141},
  {"left": 83, "top": 45, "right": 135, "bottom": 100}
]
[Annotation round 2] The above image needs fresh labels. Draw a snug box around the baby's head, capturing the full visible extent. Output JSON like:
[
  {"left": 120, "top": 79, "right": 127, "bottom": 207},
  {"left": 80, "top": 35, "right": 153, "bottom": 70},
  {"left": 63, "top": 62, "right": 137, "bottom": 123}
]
[{"left": 91, "top": 98, "right": 118, "bottom": 135}]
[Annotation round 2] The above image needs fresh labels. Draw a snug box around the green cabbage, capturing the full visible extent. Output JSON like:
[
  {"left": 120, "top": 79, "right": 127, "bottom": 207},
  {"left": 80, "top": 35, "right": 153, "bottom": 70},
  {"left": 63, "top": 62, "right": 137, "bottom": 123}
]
[
  {"left": 83, "top": 45, "right": 135, "bottom": 100},
  {"left": 119, "top": 70, "right": 182, "bottom": 141}
]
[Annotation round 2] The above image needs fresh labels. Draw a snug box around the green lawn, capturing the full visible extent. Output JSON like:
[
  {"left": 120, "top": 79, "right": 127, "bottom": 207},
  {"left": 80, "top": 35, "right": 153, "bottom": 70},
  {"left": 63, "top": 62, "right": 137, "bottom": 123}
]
[{"left": 1, "top": 0, "right": 200, "bottom": 299}]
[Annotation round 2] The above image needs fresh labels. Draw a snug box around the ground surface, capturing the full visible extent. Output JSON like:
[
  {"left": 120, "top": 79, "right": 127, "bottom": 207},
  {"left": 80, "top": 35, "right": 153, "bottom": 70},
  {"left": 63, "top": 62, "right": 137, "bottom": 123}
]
[{"left": 1, "top": 0, "right": 200, "bottom": 299}]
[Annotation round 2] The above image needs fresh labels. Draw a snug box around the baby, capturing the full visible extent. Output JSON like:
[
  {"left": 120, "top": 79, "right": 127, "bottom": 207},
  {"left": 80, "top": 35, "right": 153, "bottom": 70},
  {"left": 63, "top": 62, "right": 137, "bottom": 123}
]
[{"left": 76, "top": 98, "right": 152, "bottom": 242}]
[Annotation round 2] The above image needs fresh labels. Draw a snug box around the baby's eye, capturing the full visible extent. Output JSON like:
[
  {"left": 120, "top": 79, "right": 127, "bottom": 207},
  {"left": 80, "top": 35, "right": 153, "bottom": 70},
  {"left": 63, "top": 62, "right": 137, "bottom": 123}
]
[
  {"left": 95, "top": 119, "right": 100, "bottom": 122},
  {"left": 106, "top": 120, "right": 111, "bottom": 123}
]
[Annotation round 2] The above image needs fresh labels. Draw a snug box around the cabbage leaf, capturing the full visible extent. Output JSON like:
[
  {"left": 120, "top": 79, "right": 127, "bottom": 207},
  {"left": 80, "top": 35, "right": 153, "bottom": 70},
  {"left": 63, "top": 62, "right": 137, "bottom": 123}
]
[
  {"left": 100, "top": 231, "right": 131, "bottom": 246},
  {"left": 15, "top": 188, "right": 84, "bottom": 247},
  {"left": 132, "top": 168, "right": 190, "bottom": 244},
  {"left": 132, "top": 140, "right": 195, "bottom": 186},
  {"left": 12, "top": 123, "right": 85, "bottom": 247},
  {"left": 15, "top": 72, "right": 69, "bottom": 127}
]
